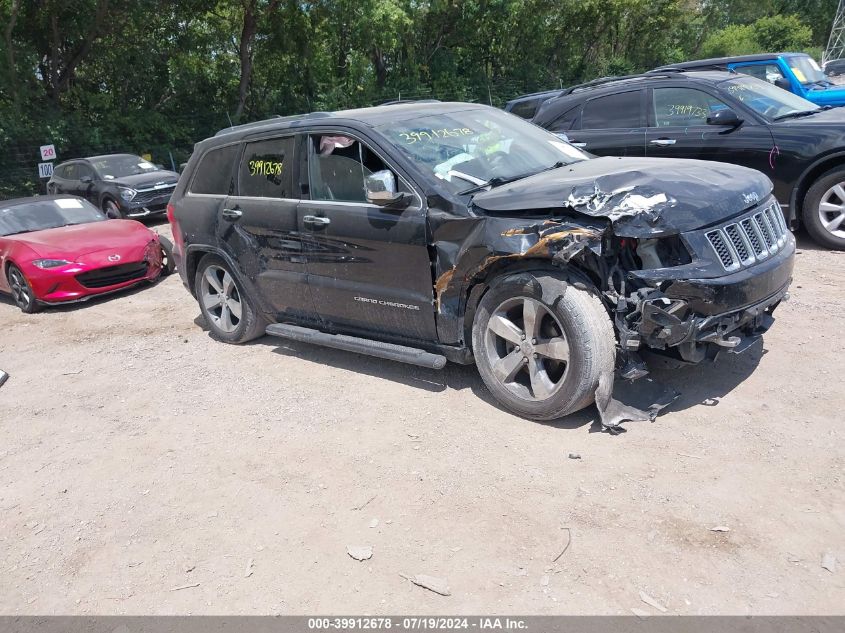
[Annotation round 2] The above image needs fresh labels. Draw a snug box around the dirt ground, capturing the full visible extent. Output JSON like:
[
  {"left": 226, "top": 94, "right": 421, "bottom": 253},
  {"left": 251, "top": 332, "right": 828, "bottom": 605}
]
[{"left": 0, "top": 220, "right": 842, "bottom": 615}]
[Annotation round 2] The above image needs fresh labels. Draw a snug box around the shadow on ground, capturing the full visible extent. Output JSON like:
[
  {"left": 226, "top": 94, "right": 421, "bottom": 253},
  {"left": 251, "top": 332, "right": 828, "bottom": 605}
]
[{"left": 192, "top": 310, "right": 765, "bottom": 432}]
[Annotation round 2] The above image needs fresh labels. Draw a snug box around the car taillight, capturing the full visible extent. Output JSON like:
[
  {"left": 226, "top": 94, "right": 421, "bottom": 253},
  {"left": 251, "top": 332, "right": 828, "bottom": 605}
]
[{"left": 167, "top": 202, "right": 184, "bottom": 256}]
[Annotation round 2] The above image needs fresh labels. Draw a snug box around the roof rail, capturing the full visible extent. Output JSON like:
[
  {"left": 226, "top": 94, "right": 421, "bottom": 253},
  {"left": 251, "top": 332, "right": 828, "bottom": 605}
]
[
  {"left": 214, "top": 111, "right": 332, "bottom": 136},
  {"left": 560, "top": 70, "right": 703, "bottom": 95},
  {"left": 377, "top": 98, "right": 442, "bottom": 106}
]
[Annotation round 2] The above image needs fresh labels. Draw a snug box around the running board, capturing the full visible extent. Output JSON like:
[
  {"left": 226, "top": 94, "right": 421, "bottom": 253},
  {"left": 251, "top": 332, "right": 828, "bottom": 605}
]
[{"left": 265, "top": 323, "right": 447, "bottom": 370}]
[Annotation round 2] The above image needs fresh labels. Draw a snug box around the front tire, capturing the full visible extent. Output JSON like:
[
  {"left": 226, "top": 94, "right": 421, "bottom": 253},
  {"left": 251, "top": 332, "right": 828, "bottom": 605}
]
[
  {"left": 6, "top": 264, "right": 41, "bottom": 314},
  {"left": 157, "top": 236, "right": 176, "bottom": 276},
  {"left": 103, "top": 198, "right": 123, "bottom": 219},
  {"left": 802, "top": 167, "right": 845, "bottom": 250},
  {"left": 194, "top": 254, "right": 265, "bottom": 343},
  {"left": 472, "top": 272, "right": 616, "bottom": 420}
]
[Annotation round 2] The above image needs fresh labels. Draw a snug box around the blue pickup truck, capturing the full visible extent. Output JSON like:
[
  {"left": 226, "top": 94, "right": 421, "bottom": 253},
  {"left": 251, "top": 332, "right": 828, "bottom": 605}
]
[{"left": 655, "top": 53, "right": 845, "bottom": 107}]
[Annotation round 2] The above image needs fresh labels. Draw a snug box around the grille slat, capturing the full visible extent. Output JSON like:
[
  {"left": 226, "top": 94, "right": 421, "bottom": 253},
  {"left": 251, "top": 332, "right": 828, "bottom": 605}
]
[
  {"left": 132, "top": 185, "right": 175, "bottom": 205},
  {"left": 706, "top": 200, "right": 790, "bottom": 271}
]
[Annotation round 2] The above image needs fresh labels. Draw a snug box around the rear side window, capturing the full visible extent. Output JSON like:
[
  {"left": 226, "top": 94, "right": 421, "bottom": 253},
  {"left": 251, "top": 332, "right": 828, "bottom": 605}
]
[
  {"left": 550, "top": 104, "right": 581, "bottom": 131},
  {"left": 190, "top": 145, "right": 238, "bottom": 195},
  {"left": 238, "top": 137, "right": 295, "bottom": 198},
  {"left": 581, "top": 91, "right": 643, "bottom": 129},
  {"left": 509, "top": 99, "right": 540, "bottom": 119}
]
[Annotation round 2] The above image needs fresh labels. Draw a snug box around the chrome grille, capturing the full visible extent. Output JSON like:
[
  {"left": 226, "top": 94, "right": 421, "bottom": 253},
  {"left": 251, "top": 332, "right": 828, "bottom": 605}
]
[{"left": 705, "top": 201, "right": 789, "bottom": 271}]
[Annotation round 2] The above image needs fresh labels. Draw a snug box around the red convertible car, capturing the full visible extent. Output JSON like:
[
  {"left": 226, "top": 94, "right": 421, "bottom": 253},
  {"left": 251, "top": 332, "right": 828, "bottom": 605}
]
[{"left": 0, "top": 195, "right": 173, "bottom": 313}]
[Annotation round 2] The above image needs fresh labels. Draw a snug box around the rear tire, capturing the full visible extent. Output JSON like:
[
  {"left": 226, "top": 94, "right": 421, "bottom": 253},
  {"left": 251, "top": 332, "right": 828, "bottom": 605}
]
[
  {"left": 802, "top": 167, "right": 845, "bottom": 250},
  {"left": 194, "top": 254, "right": 265, "bottom": 343},
  {"left": 471, "top": 271, "right": 616, "bottom": 420},
  {"left": 6, "top": 264, "right": 41, "bottom": 314}
]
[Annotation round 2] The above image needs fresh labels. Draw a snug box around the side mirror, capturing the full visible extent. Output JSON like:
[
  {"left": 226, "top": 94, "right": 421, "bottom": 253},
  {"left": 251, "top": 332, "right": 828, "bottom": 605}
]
[
  {"left": 365, "top": 169, "right": 410, "bottom": 209},
  {"left": 774, "top": 77, "right": 791, "bottom": 91},
  {"left": 706, "top": 108, "right": 743, "bottom": 127},
  {"left": 80, "top": 175, "right": 93, "bottom": 184}
]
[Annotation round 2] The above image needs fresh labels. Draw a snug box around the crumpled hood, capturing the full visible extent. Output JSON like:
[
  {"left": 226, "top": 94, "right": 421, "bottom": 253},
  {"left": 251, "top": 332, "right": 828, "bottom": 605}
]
[{"left": 470, "top": 156, "right": 773, "bottom": 237}]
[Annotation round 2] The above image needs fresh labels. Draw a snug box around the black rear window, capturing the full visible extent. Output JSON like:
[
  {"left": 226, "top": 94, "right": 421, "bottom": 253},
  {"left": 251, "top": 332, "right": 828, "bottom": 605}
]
[{"left": 190, "top": 145, "right": 239, "bottom": 195}]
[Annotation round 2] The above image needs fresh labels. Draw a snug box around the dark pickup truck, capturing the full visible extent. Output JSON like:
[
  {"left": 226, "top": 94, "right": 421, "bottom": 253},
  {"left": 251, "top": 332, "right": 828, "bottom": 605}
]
[{"left": 168, "top": 102, "right": 794, "bottom": 423}]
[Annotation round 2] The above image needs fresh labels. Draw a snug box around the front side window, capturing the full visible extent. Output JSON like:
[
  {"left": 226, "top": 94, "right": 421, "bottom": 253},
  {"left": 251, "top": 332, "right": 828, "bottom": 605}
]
[
  {"left": 653, "top": 87, "right": 728, "bottom": 127},
  {"left": 719, "top": 75, "right": 820, "bottom": 119},
  {"left": 582, "top": 91, "right": 643, "bottom": 129},
  {"left": 63, "top": 163, "right": 78, "bottom": 180},
  {"left": 238, "top": 137, "right": 294, "bottom": 198},
  {"left": 734, "top": 63, "right": 785, "bottom": 85},
  {"left": 191, "top": 144, "right": 238, "bottom": 195},
  {"left": 307, "top": 134, "right": 394, "bottom": 203},
  {"left": 375, "top": 108, "right": 587, "bottom": 196}
]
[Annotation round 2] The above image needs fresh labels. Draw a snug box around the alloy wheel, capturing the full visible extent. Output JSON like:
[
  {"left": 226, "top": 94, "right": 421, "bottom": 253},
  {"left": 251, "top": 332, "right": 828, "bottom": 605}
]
[
  {"left": 818, "top": 183, "right": 845, "bottom": 239},
  {"left": 483, "top": 296, "right": 571, "bottom": 401},
  {"left": 8, "top": 267, "right": 31, "bottom": 309},
  {"left": 200, "top": 265, "right": 243, "bottom": 333}
]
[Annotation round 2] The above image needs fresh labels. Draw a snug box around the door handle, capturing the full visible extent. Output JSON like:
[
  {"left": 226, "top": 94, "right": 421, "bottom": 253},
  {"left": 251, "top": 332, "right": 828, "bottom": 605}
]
[
  {"left": 222, "top": 208, "right": 242, "bottom": 220},
  {"left": 650, "top": 138, "right": 677, "bottom": 146},
  {"left": 303, "top": 215, "right": 331, "bottom": 227},
  {"left": 570, "top": 142, "right": 587, "bottom": 148}
]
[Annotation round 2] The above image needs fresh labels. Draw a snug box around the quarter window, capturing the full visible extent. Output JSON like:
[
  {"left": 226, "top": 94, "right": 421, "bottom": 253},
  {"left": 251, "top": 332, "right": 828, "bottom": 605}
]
[
  {"left": 238, "top": 137, "right": 294, "bottom": 198},
  {"left": 191, "top": 145, "right": 239, "bottom": 195},
  {"left": 581, "top": 91, "right": 643, "bottom": 129},
  {"left": 653, "top": 87, "right": 728, "bottom": 127},
  {"left": 550, "top": 105, "right": 581, "bottom": 131}
]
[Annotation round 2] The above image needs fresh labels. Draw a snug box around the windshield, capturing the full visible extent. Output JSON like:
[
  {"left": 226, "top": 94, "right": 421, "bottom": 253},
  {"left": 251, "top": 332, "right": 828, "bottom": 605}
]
[
  {"left": 90, "top": 154, "right": 159, "bottom": 179},
  {"left": 0, "top": 198, "right": 106, "bottom": 236},
  {"left": 375, "top": 108, "right": 588, "bottom": 195},
  {"left": 720, "top": 76, "right": 819, "bottom": 119},
  {"left": 787, "top": 55, "right": 826, "bottom": 85}
]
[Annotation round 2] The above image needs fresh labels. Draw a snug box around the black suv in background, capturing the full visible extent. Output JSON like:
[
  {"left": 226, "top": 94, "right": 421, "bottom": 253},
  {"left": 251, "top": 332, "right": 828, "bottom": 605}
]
[
  {"left": 530, "top": 70, "right": 845, "bottom": 249},
  {"left": 168, "top": 102, "right": 793, "bottom": 422},
  {"left": 48, "top": 154, "right": 179, "bottom": 219}
]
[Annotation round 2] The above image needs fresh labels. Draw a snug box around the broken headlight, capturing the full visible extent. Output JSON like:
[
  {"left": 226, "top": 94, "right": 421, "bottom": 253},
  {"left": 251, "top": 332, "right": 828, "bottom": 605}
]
[{"left": 635, "top": 236, "right": 691, "bottom": 269}]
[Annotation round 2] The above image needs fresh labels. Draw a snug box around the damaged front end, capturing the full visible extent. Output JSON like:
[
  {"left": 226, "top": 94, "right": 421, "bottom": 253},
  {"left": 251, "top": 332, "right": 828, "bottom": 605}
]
[{"left": 432, "top": 157, "right": 795, "bottom": 425}]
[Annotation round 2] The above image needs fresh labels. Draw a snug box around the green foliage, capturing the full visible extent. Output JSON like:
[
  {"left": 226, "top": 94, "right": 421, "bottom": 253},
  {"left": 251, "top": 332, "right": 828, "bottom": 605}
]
[
  {"left": 701, "top": 14, "right": 815, "bottom": 58},
  {"left": 0, "top": 0, "right": 836, "bottom": 197}
]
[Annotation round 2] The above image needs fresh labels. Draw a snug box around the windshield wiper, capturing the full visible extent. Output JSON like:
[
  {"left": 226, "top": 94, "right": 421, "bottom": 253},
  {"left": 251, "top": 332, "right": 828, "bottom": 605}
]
[
  {"left": 458, "top": 161, "right": 568, "bottom": 196},
  {"left": 773, "top": 109, "right": 822, "bottom": 121}
]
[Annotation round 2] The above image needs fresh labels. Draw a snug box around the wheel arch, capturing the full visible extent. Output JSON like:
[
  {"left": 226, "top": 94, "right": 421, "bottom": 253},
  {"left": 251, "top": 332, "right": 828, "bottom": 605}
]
[
  {"left": 460, "top": 258, "right": 604, "bottom": 350},
  {"left": 183, "top": 245, "right": 272, "bottom": 315},
  {"left": 791, "top": 151, "right": 845, "bottom": 222}
]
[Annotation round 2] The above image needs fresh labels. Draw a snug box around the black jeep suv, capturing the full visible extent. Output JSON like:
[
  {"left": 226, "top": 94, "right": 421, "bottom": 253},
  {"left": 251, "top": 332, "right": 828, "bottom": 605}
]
[
  {"left": 529, "top": 70, "right": 845, "bottom": 250},
  {"left": 48, "top": 154, "right": 179, "bottom": 219},
  {"left": 169, "top": 102, "right": 794, "bottom": 420}
]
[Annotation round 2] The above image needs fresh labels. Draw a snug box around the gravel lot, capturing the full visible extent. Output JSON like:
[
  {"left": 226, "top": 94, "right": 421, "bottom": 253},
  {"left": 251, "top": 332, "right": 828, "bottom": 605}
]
[{"left": 0, "top": 221, "right": 842, "bottom": 615}]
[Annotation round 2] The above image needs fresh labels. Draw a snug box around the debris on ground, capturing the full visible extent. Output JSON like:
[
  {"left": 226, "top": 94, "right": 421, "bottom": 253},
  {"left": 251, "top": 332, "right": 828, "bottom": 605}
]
[
  {"left": 183, "top": 564, "right": 195, "bottom": 573},
  {"left": 709, "top": 526, "right": 731, "bottom": 533},
  {"left": 170, "top": 582, "right": 200, "bottom": 591},
  {"left": 639, "top": 590, "right": 668, "bottom": 613},
  {"left": 552, "top": 527, "right": 572, "bottom": 562},
  {"left": 0, "top": 370, "right": 8, "bottom": 389},
  {"left": 244, "top": 558, "right": 254, "bottom": 578},
  {"left": 369, "top": 518, "right": 379, "bottom": 528},
  {"left": 351, "top": 495, "right": 376, "bottom": 511},
  {"left": 540, "top": 574, "right": 550, "bottom": 587},
  {"left": 400, "top": 573, "right": 451, "bottom": 596},
  {"left": 595, "top": 374, "right": 678, "bottom": 431},
  {"left": 821, "top": 552, "right": 837, "bottom": 573},
  {"left": 631, "top": 608, "right": 651, "bottom": 619},
  {"left": 568, "top": 453, "right": 581, "bottom": 460},
  {"left": 346, "top": 545, "right": 373, "bottom": 561}
]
